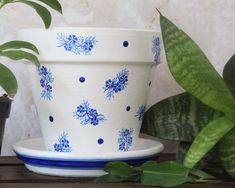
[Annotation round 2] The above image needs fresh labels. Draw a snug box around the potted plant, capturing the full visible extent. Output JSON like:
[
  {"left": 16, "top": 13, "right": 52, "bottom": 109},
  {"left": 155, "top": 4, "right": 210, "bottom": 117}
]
[
  {"left": 96, "top": 11, "right": 235, "bottom": 187},
  {"left": 0, "top": 0, "right": 62, "bottom": 153}
]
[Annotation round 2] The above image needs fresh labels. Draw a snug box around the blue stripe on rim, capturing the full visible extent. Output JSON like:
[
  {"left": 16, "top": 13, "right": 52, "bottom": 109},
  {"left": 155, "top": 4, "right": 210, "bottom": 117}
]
[{"left": 16, "top": 153, "right": 161, "bottom": 169}]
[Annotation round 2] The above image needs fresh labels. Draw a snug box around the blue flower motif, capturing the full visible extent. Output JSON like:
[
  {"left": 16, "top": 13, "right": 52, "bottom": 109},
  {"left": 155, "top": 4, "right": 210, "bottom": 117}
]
[
  {"left": 38, "top": 66, "right": 54, "bottom": 100},
  {"left": 73, "top": 100, "right": 106, "bottom": 126},
  {"left": 105, "top": 79, "right": 115, "bottom": 89},
  {"left": 88, "top": 109, "right": 98, "bottom": 117},
  {"left": 152, "top": 36, "right": 161, "bottom": 64},
  {"left": 118, "top": 73, "right": 128, "bottom": 84},
  {"left": 40, "top": 78, "right": 45, "bottom": 87},
  {"left": 76, "top": 105, "right": 86, "bottom": 116},
  {"left": 118, "top": 128, "right": 133, "bottom": 152},
  {"left": 82, "top": 40, "right": 95, "bottom": 55},
  {"left": 46, "top": 85, "right": 52, "bottom": 92},
  {"left": 53, "top": 132, "right": 72, "bottom": 152},
  {"left": 103, "top": 69, "right": 129, "bottom": 100},
  {"left": 64, "top": 42, "right": 72, "bottom": 51},
  {"left": 57, "top": 33, "right": 97, "bottom": 55},
  {"left": 68, "top": 35, "right": 78, "bottom": 44},
  {"left": 39, "top": 66, "right": 48, "bottom": 75},
  {"left": 135, "top": 105, "right": 146, "bottom": 121}
]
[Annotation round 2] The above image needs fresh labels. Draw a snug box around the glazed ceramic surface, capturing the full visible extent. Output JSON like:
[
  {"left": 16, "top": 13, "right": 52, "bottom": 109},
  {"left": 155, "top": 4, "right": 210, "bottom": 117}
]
[
  {"left": 13, "top": 137, "right": 164, "bottom": 177},
  {"left": 18, "top": 28, "right": 162, "bottom": 153}
]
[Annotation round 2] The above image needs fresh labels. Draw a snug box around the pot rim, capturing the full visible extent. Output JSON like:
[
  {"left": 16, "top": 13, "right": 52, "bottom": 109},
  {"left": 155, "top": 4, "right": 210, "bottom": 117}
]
[{"left": 19, "top": 27, "right": 160, "bottom": 34}]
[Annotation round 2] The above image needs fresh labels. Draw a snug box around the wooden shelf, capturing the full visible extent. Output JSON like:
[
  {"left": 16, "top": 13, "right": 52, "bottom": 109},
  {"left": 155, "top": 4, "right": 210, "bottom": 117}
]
[{"left": 0, "top": 154, "right": 234, "bottom": 188}]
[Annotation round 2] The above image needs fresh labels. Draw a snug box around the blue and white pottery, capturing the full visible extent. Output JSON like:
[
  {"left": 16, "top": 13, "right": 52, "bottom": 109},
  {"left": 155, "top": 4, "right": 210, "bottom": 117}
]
[
  {"left": 13, "top": 137, "right": 164, "bottom": 177},
  {"left": 18, "top": 28, "right": 163, "bottom": 153}
]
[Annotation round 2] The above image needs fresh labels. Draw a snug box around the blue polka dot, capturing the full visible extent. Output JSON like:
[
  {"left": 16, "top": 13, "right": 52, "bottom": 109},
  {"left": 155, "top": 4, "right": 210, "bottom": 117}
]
[
  {"left": 49, "top": 116, "right": 54, "bottom": 122},
  {"left": 98, "top": 138, "right": 104, "bottom": 144},
  {"left": 123, "top": 41, "right": 129, "bottom": 47},
  {"left": 126, "top": 106, "right": 131, "bottom": 111},
  {"left": 79, "top": 77, "right": 85, "bottom": 83}
]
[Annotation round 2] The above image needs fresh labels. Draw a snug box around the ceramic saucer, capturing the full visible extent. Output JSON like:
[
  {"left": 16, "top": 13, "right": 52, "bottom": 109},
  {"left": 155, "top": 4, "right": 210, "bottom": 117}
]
[{"left": 13, "top": 138, "right": 164, "bottom": 177}]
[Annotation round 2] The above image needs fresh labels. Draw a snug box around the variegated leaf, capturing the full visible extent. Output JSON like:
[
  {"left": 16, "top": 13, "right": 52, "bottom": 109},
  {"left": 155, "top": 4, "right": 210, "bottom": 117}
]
[{"left": 141, "top": 92, "right": 223, "bottom": 142}]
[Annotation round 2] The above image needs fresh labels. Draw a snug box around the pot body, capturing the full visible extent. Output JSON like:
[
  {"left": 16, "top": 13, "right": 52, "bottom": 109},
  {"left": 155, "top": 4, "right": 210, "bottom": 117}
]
[{"left": 19, "top": 28, "right": 162, "bottom": 153}]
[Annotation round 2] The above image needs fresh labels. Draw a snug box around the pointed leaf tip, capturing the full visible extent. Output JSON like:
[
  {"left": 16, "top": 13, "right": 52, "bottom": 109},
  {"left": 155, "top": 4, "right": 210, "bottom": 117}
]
[{"left": 155, "top": 8, "right": 162, "bottom": 15}]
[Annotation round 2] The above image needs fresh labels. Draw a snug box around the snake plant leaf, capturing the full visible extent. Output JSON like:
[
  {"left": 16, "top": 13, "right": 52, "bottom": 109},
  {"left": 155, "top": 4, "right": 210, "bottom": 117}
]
[
  {"left": 177, "top": 141, "right": 219, "bottom": 171},
  {"left": 184, "top": 116, "right": 235, "bottom": 168},
  {"left": 0, "top": 40, "right": 39, "bottom": 54},
  {"left": 0, "top": 50, "right": 39, "bottom": 66},
  {"left": 14, "top": 0, "right": 51, "bottom": 29},
  {"left": 177, "top": 142, "right": 193, "bottom": 163},
  {"left": 189, "top": 168, "right": 215, "bottom": 180},
  {"left": 38, "top": 0, "right": 62, "bottom": 14},
  {"left": 141, "top": 92, "right": 223, "bottom": 142},
  {"left": 223, "top": 54, "right": 235, "bottom": 98},
  {"left": 159, "top": 13, "right": 235, "bottom": 120},
  {"left": 218, "top": 127, "right": 235, "bottom": 178},
  {"left": 0, "top": 63, "right": 17, "bottom": 97}
]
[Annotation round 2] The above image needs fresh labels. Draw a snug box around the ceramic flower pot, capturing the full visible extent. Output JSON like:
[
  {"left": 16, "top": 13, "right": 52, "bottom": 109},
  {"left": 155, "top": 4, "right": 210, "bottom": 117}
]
[{"left": 18, "top": 28, "right": 162, "bottom": 153}]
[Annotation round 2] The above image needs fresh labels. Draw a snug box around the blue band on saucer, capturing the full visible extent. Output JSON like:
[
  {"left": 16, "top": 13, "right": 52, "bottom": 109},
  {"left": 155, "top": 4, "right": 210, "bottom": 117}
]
[{"left": 16, "top": 153, "right": 160, "bottom": 168}]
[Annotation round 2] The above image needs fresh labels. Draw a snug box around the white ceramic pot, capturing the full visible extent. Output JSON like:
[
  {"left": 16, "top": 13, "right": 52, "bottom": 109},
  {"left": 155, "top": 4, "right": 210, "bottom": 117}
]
[{"left": 18, "top": 28, "right": 162, "bottom": 153}]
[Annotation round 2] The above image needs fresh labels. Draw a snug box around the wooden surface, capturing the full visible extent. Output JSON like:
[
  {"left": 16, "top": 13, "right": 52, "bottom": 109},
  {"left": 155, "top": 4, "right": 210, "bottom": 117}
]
[{"left": 0, "top": 154, "right": 234, "bottom": 188}]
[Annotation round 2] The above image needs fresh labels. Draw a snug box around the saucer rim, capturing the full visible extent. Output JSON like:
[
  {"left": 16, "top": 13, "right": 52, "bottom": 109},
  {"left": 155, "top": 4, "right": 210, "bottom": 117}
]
[
  {"left": 16, "top": 152, "right": 161, "bottom": 169},
  {"left": 13, "top": 137, "right": 164, "bottom": 161}
]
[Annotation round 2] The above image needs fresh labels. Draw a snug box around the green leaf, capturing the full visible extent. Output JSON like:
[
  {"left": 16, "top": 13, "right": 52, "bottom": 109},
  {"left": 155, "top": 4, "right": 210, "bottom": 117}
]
[
  {"left": 141, "top": 92, "right": 223, "bottom": 142},
  {"left": 141, "top": 161, "right": 190, "bottom": 176},
  {"left": 159, "top": 13, "right": 235, "bottom": 121},
  {"left": 0, "top": 50, "right": 39, "bottom": 66},
  {"left": 218, "top": 127, "right": 235, "bottom": 179},
  {"left": 140, "top": 161, "right": 193, "bottom": 187},
  {"left": 0, "top": 0, "right": 14, "bottom": 8},
  {"left": 0, "top": 40, "right": 39, "bottom": 54},
  {"left": 38, "top": 0, "right": 62, "bottom": 14},
  {"left": 96, "top": 162, "right": 141, "bottom": 183},
  {"left": 177, "top": 142, "right": 192, "bottom": 163},
  {"left": 97, "top": 160, "right": 216, "bottom": 186},
  {"left": 104, "top": 161, "right": 140, "bottom": 178},
  {"left": 223, "top": 54, "right": 235, "bottom": 98},
  {"left": 95, "top": 174, "right": 127, "bottom": 183},
  {"left": 14, "top": 0, "right": 52, "bottom": 29},
  {"left": 189, "top": 168, "right": 215, "bottom": 180},
  {"left": 0, "top": 63, "right": 17, "bottom": 97},
  {"left": 177, "top": 142, "right": 217, "bottom": 170},
  {"left": 184, "top": 116, "right": 235, "bottom": 168}
]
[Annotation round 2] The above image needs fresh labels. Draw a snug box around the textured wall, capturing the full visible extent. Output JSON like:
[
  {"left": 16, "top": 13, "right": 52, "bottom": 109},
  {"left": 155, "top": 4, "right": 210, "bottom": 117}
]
[{"left": 0, "top": 0, "right": 235, "bottom": 155}]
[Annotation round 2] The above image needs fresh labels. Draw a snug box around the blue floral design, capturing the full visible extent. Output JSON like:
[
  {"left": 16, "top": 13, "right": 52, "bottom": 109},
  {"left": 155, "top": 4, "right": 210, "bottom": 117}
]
[
  {"left": 135, "top": 105, "right": 146, "bottom": 121},
  {"left": 103, "top": 69, "right": 129, "bottom": 100},
  {"left": 118, "top": 128, "right": 133, "bottom": 152},
  {"left": 53, "top": 132, "right": 72, "bottom": 152},
  {"left": 38, "top": 66, "right": 54, "bottom": 100},
  {"left": 152, "top": 36, "right": 161, "bottom": 64},
  {"left": 73, "top": 100, "right": 106, "bottom": 126},
  {"left": 57, "top": 33, "right": 97, "bottom": 55}
]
